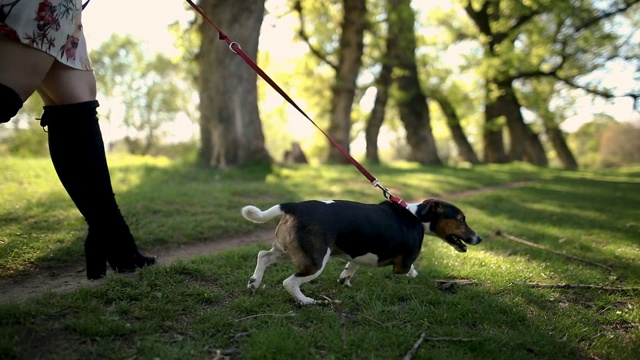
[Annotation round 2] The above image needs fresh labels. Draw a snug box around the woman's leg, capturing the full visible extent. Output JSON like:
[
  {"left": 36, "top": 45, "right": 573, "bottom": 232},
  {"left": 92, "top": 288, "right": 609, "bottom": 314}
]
[
  {"left": 41, "top": 100, "right": 156, "bottom": 279},
  {"left": 1, "top": 37, "right": 155, "bottom": 279},
  {"left": 38, "top": 64, "right": 156, "bottom": 279},
  {"left": 38, "top": 60, "right": 97, "bottom": 105},
  {"left": 0, "top": 37, "right": 54, "bottom": 121}
]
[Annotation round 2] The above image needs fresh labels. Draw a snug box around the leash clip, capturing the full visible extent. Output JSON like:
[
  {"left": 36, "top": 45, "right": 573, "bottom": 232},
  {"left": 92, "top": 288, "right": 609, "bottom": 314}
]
[
  {"left": 371, "top": 179, "right": 391, "bottom": 199},
  {"left": 372, "top": 179, "right": 408, "bottom": 208},
  {"left": 228, "top": 42, "right": 241, "bottom": 54}
]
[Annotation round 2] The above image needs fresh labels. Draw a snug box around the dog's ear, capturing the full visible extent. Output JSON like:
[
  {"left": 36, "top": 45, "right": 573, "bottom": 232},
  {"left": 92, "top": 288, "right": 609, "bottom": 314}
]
[{"left": 420, "top": 199, "right": 444, "bottom": 221}]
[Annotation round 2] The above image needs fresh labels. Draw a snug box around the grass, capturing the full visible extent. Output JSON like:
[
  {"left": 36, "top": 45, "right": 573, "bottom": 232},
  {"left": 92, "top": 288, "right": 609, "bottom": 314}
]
[{"left": 1, "top": 155, "right": 639, "bottom": 359}]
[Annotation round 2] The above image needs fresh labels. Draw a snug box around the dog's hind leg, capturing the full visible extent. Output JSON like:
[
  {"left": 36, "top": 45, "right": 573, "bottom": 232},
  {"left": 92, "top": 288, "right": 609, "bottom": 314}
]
[
  {"left": 248, "top": 246, "right": 287, "bottom": 291},
  {"left": 338, "top": 262, "right": 358, "bottom": 287},
  {"left": 283, "top": 248, "right": 332, "bottom": 305}
]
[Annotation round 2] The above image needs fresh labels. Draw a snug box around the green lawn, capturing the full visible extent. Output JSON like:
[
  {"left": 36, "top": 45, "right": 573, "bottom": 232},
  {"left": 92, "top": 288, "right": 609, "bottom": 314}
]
[{"left": 1, "top": 156, "right": 638, "bottom": 359}]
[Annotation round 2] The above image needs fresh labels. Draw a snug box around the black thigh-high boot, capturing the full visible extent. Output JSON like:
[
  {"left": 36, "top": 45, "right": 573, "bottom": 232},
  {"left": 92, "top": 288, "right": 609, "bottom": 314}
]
[
  {"left": 40, "top": 100, "right": 156, "bottom": 279},
  {"left": 0, "top": 83, "right": 23, "bottom": 123}
]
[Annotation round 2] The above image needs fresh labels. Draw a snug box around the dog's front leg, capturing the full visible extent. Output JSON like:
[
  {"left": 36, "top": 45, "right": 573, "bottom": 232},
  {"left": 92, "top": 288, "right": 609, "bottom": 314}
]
[
  {"left": 338, "top": 262, "right": 358, "bottom": 287},
  {"left": 248, "top": 247, "right": 287, "bottom": 291},
  {"left": 406, "top": 264, "right": 418, "bottom": 278},
  {"left": 393, "top": 261, "right": 418, "bottom": 278}
]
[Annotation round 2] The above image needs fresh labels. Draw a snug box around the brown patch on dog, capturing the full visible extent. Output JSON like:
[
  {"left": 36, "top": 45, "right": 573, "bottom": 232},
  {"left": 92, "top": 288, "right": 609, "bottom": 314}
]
[
  {"left": 393, "top": 261, "right": 411, "bottom": 275},
  {"left": 432, "top": 218, "right": 472, "bottom": 240},
  {"left": 274, "top": 215, "right": 321, "bottom": 277}
]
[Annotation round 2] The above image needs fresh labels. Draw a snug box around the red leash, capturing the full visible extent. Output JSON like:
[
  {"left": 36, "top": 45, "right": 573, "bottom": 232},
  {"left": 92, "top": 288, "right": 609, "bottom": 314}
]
[{"left": 185, "top": 0, "right": 407, "bottom": 208}]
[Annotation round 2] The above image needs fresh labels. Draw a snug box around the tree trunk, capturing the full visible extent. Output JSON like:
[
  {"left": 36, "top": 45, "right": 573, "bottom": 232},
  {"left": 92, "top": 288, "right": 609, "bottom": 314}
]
[
  {"left": 327, "top": 0, "right": 367, "bottom": 163},
  {"left": 365, "top": 0, "right": 400, "bottom": 163},
  {"left": 500, "top": 82, "right": 548, "bottom": 165},
  {"left": 365, "top": 62, "right": 391, "bottom": 163},
  {"left": 544, "top": 121, "right": 578, "bottom": 169},
  {"left": 431, "top": 94, "right": 480, "bottom": 164},
  {"left": 501, "top": 84, "right": 529, "bottom": 161},
  {"left": 283, "top": 142, "right": 308, "bottom": 164},
  {"left": 483, "top": 82, "right": 507, "bottom": 163},
  {"left": 523, "top": 126, "right": 548, "bottom": 166},
  {"left": 391, "top": 0, "right": 440, "bottom": 165},
  {"left": 197, "top": 0, "right": 270, "bottom": 167}
]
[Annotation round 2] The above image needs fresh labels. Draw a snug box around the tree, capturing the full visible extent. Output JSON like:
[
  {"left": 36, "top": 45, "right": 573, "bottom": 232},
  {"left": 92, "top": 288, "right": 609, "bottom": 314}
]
[
  {"left": 518, "top": 78, "right": 578, "bottom": 169},
  {"left": 196, "top": 0, "right": 271, "bottom": 167},
  {"left": 364, "top": 60, "right": 392, "bottom": 163},
  {"left": 457, "top": 0, "right": 640, "bottom": 166},
  {"left": 462, "top": 0, "right": 547, "bottom": 164},
  {"left": 430, "top": 90, "right": 480, "bottom": 164},
  {"left": 296, "top": 0, "right": 367, "bottom": 163},
  {"left": 413, "top": 6, "right": 482, "bottom": 165},
  {"left": 389, "top": 0, "right": 441, "bottom": 164},
  {"left": 364, "top": 0, "right": 397, "bottom": 163}
]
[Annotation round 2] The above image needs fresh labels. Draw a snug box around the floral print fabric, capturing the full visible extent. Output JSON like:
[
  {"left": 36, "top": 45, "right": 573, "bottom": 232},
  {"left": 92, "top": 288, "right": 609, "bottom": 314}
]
[{"left": 0, "top": 0, "right": 92, "bottom": 70}]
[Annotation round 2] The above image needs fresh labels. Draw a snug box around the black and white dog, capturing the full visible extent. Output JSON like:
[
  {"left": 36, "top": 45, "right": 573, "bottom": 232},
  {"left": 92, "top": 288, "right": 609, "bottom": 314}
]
[{"left": 241, "top": 199, "right": 482, "bottom": 305}]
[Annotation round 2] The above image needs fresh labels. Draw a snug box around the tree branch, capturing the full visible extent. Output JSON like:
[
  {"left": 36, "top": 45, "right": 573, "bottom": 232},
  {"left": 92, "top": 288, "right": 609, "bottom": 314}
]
[
  {"left": 516, "top": 282, "right": 640, "bottom": 291},
  {"left": 513, "top": 38, "right": 639, "bottom": 111},
  {"left": 293, "top": 0, "right": 338, "bottom": 71},
  {"left": 463, "top": 0, "right": 493, "bottom": 38},
  {"left": 509, "top": 10, "right": 539, "bottom": 34},
  {"left": 573, "top": 1, "right": 640, "bottom": 33},
  {"left": 494, "top": 230, "right": 613, "bottom": 271},
  {"left": 554, "top": 76, "right": 639, "bottom": 109},
  {"left": 428, "top": 279, "right": 640, "bottom": 292}
]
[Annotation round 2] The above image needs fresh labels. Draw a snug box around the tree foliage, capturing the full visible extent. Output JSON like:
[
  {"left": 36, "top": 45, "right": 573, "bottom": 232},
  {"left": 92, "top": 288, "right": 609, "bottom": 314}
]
[
  {"left": 34, "top": 0, "right": 634, "bottom": 170},
  {"left": 92, "top": 34, "right": 191, "bottom": 155}
]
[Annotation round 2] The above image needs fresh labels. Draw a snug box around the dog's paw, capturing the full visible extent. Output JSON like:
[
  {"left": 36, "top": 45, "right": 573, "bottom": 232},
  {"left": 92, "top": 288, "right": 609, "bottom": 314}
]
[
  {"left": 296, "top": 297, "right": 317, "bottom": 306},
  {"left": 247, "top": 277, "right": 260, "bottom": 291},
  {"left": 299, "top": 297, "right": 342, "bottom": 306},
  {"left": 338, "top": 276, "right": 352, "bottom": 287}
]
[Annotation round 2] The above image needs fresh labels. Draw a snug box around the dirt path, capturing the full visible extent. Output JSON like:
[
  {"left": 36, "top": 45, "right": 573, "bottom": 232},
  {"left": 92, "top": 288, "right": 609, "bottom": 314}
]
[
  {"left": 0, "top": 180, "right": 532, "bottom": 305},
  {"left": 0, "top": 228, "right": 274, "bottom": 305}
]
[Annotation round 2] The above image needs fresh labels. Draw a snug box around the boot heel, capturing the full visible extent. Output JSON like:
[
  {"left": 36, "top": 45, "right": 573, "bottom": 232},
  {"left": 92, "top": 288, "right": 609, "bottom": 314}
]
[
  {"left": 84, "top": 239, "right": 107, "bottom": 280},
  {"left": 107, "top": 252, "right": 157, "bottom": 274}
]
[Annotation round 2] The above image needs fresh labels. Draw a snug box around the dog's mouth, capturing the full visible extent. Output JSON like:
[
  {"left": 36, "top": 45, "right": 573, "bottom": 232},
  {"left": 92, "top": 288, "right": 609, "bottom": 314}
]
[{"left": 445, "top": 235, "right": 467, "bottom": 253}]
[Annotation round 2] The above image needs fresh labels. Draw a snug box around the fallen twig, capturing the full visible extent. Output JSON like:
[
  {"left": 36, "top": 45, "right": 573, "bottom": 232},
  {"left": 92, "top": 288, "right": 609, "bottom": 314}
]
[
  {"left": 212, "top": 348, "right": 237, "bottom": 360},
  {"left": 402, "top": 333, "right": 427, "bottom": 360},
  {"left": 402, "top": 333, "right": 478, "bottom": 360},
  {"left": 361, "top": 314, "right": 386, "bottom": 326},
  {"left": 515, "top": 282, "right": 640, "bottom": 292},
  {"left": 235, "top": 311, "right": 296, "bottom": 322},
  {"left": 494, "top": 230, "right": 612, "bottom": 272},
  {"left": 432, "top": 279, "right": 477, "bottom": 290}
]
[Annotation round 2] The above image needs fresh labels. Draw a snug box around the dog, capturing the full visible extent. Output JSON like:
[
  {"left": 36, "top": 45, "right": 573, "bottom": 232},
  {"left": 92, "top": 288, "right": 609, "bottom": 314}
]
[{"left": 241, "top": 199, "right": 482, "bottom": 305}]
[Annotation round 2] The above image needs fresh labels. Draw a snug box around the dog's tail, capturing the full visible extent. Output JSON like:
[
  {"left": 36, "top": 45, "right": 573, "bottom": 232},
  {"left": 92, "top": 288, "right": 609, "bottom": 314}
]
[{"left": 241, "top": 204, "right": 284, "bottom": 223}]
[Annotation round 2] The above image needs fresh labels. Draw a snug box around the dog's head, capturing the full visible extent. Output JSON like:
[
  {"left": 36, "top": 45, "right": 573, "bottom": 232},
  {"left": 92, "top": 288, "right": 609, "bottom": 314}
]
[{"left": 411, "top": 199, "right": 482, "bottom": 252}]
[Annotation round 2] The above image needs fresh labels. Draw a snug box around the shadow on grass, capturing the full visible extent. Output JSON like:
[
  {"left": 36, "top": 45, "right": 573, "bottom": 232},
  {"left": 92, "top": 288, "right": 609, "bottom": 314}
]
[
  {"left": 458, "top": 174, "right": 640, "bottom": 284},
  {"left": 0, "top": 160, "right": 298, "bottom": 278},
  {"left": 0, "top": 244, "right": 595, "bottom": 359},
  {"left": 2, "top": 162, "right": 637, "bottom": 358}
]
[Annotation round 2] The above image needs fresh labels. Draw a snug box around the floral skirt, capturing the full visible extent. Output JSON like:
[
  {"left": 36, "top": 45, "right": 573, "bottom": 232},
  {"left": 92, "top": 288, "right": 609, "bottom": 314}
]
[{"left": 0, "top": 0, "right": 92, "bottom": 70}]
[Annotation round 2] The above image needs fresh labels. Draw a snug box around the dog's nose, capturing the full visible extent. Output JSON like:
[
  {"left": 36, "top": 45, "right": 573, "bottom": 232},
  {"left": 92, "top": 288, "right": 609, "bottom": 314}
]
[{"left": 473, "top": 234, "right": 483, "bottom": 245}]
